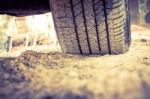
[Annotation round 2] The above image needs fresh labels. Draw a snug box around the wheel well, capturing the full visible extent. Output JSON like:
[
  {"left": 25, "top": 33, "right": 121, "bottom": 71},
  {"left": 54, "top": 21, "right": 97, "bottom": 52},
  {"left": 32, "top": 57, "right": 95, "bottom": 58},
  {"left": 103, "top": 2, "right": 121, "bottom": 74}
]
[{"left": 0, "top": 0, "right": 51, "bottom": 16}]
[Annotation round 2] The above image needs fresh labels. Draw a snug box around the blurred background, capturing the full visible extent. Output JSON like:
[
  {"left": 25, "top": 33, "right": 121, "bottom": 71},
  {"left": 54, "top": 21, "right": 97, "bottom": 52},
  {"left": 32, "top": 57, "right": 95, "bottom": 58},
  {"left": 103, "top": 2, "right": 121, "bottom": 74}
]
[
  {"left": 130, "top": 0, "right": 150, "bottom": 24},
  {"left": 0, "top": 0, "right": 150, "bottom": 57},
  {"left": 0, "top": 13, "right": 60, "bottom": 57}
]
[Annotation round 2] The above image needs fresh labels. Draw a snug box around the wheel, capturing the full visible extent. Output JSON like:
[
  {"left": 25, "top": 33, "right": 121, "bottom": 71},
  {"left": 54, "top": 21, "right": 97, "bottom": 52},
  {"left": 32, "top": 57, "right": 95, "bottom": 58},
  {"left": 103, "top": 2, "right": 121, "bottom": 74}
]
[{"left": 50, "top": 0, "right": 131, "bottom": 55}]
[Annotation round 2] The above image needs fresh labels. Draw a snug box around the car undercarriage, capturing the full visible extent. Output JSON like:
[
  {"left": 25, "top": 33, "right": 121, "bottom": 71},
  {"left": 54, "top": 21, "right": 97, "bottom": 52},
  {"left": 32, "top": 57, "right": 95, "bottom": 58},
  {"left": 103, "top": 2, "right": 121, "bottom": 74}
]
[{"left": 0, "top": 0, "right": 51, "bottom": 16}]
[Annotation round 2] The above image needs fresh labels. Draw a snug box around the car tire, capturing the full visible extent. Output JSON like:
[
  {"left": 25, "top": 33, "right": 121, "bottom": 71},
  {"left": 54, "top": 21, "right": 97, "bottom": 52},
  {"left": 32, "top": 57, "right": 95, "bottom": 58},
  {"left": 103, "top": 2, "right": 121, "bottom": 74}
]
[{"left": 50, "top": 0, "right": 131, "bottom": 55}]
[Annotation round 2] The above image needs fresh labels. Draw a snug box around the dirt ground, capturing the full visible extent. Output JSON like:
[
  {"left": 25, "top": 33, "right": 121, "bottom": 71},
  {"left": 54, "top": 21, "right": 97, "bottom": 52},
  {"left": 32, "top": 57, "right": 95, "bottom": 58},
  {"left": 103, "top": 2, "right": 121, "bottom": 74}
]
[{"left": 0, "top": 25, "right": 150, "bottom": 99}]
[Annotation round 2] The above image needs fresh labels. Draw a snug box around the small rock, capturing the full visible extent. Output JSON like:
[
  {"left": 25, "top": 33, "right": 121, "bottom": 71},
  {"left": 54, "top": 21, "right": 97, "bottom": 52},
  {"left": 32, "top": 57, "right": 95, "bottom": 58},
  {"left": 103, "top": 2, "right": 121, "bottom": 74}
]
[
  {"left": 143, "top": 57, "right": 150, "bottom": 66},
  {"left": 141, "top": 39, "right": 147, "bottom": 42}
]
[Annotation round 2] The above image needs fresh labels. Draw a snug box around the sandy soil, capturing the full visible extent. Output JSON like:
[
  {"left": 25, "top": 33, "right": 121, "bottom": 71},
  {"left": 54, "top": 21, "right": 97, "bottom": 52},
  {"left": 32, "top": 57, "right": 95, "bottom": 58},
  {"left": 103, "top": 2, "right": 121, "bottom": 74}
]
[{"left": 0, "top": 25, "right": 150, "bottom": 99}]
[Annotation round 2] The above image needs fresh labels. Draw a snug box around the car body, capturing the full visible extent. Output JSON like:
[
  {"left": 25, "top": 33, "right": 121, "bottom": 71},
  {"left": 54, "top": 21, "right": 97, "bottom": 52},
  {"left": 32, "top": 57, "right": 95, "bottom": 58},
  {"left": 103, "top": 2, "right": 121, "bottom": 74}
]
[{"left": 0, "top": 0, "right": 51, "bottom": 16}]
